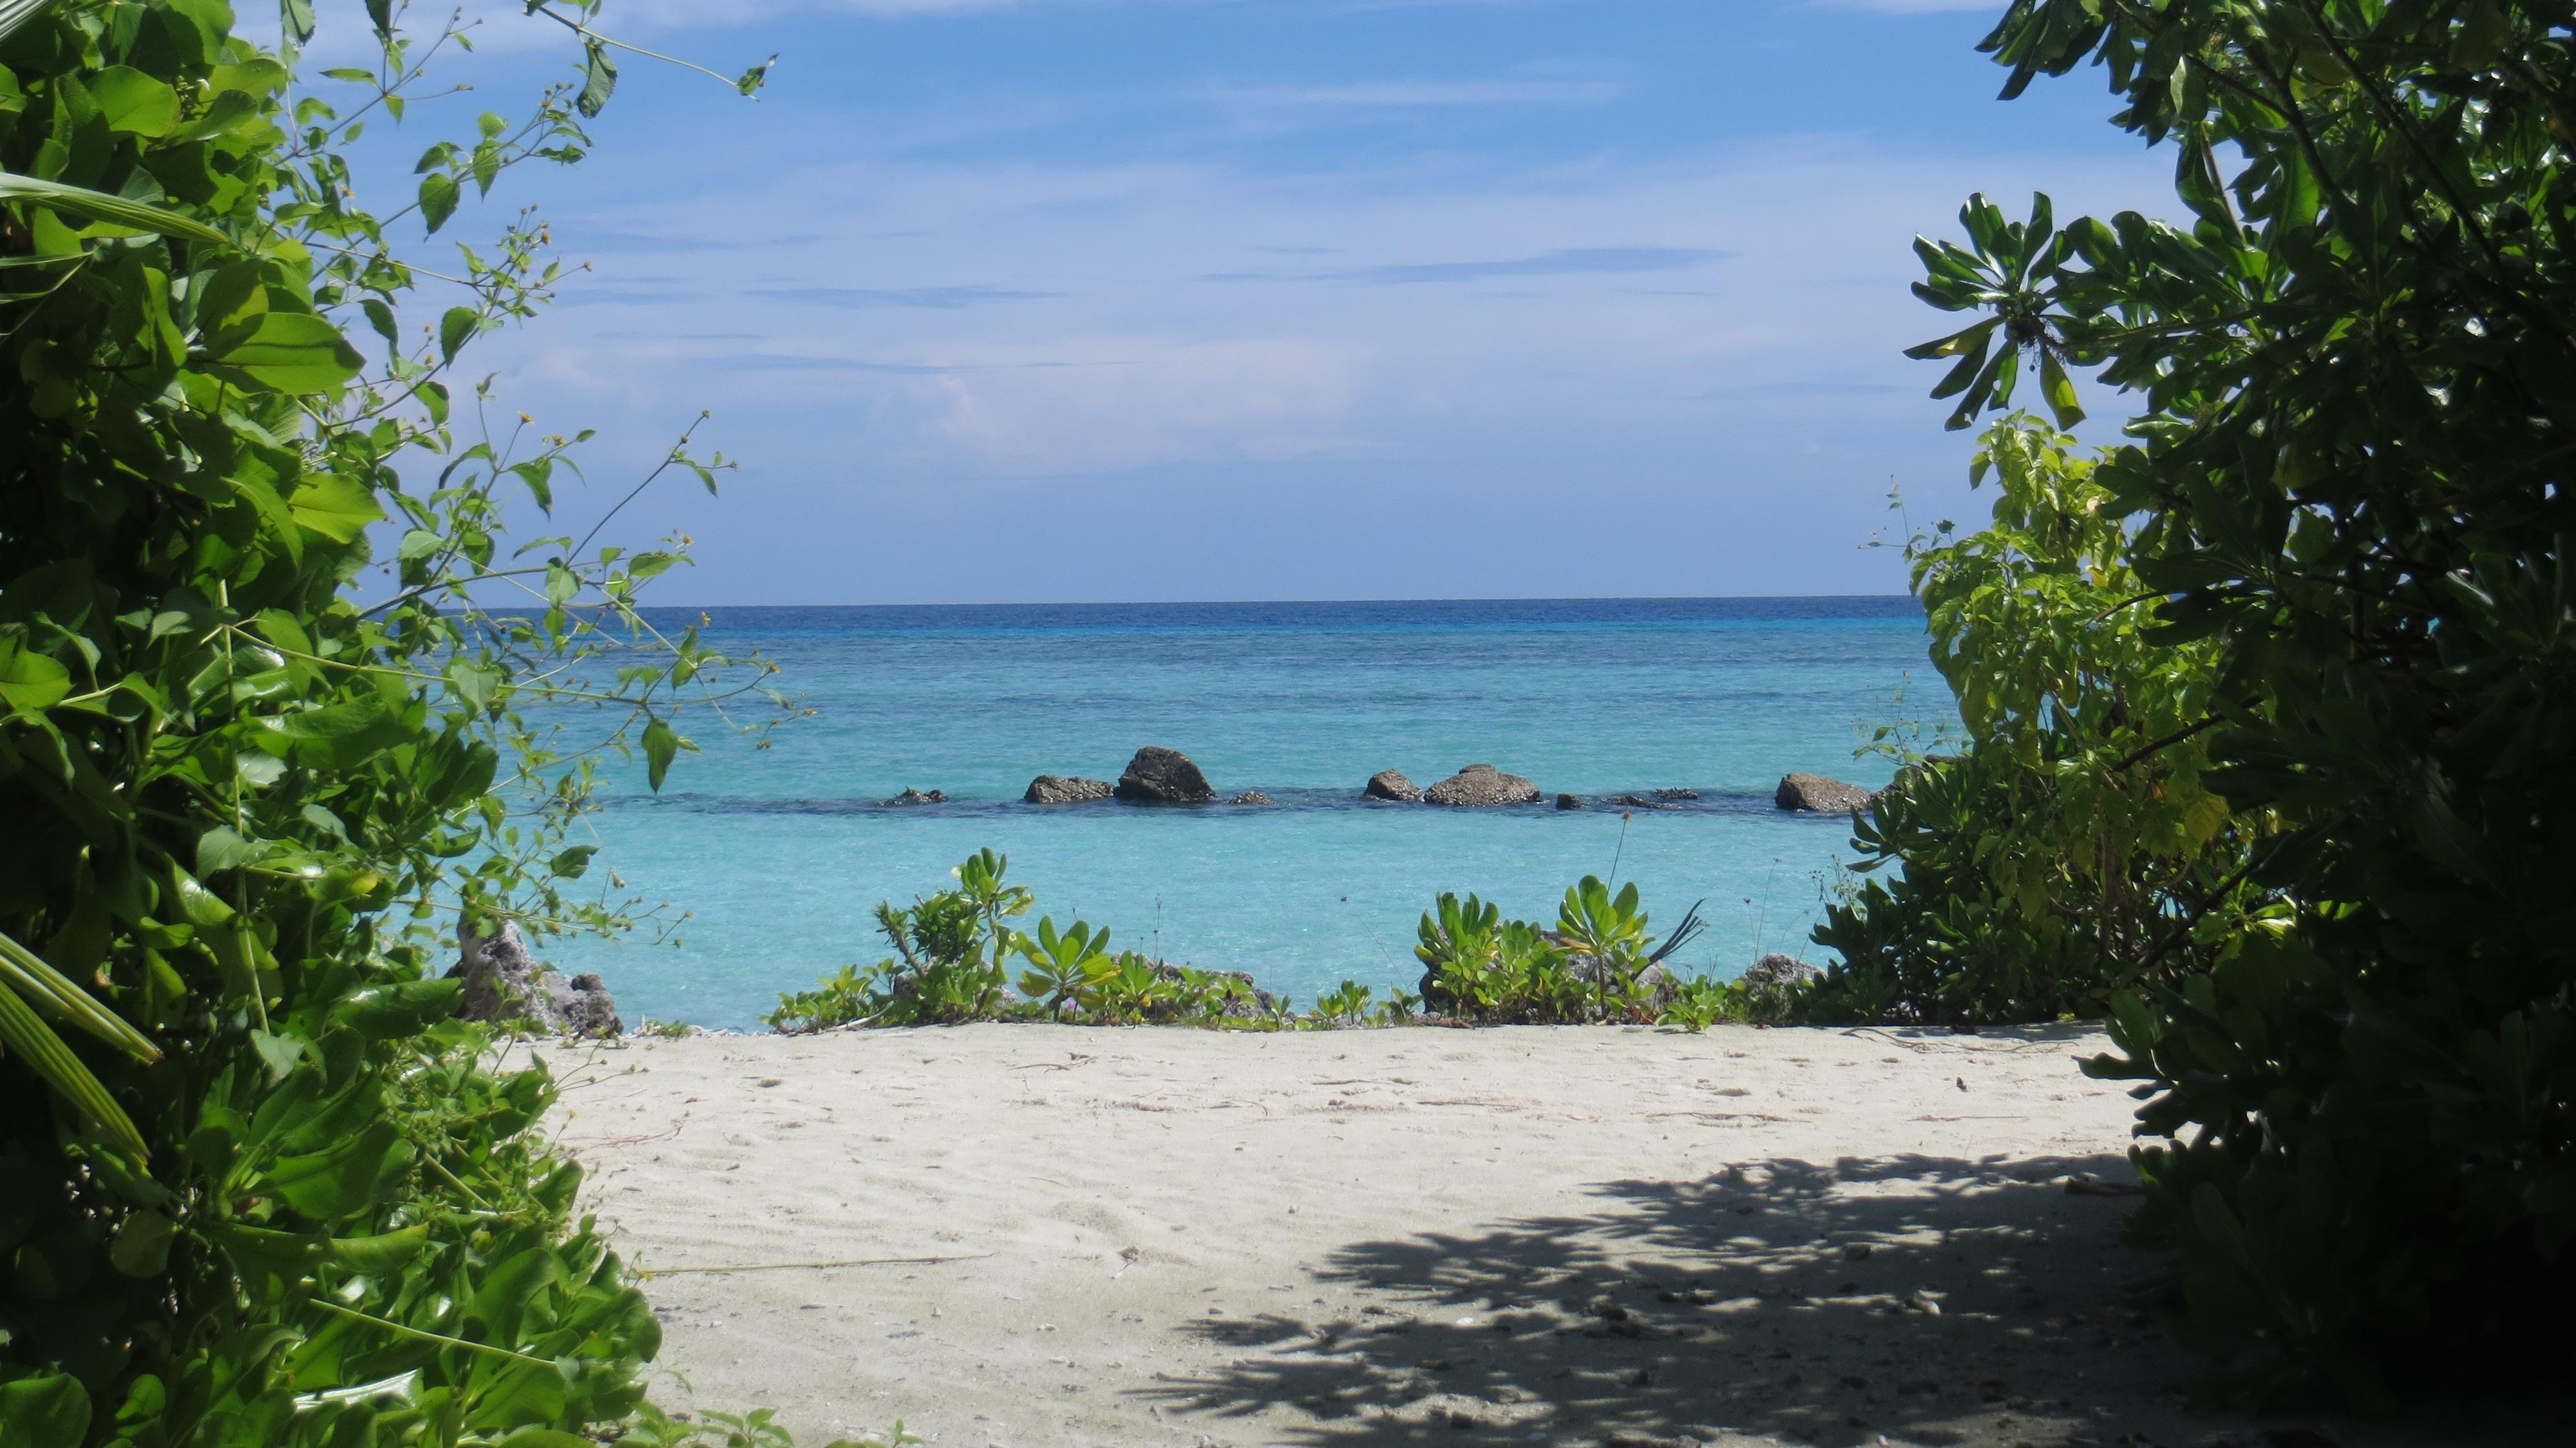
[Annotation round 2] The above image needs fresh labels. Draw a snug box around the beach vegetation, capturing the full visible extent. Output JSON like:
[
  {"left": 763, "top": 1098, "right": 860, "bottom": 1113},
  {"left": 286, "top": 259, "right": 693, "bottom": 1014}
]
[
  {"left": 0, "top": 0, "right": 862, "bottom": 1443},
  {"left": 1886, "top": 0, "right": 2576, "bottom": 1398},
  {"left": 1015, "top": 917, "right": 1117, "bottom": 1020},
  {"left": 1807, "top": 417, "right": 2263, "bottom": 1027}
]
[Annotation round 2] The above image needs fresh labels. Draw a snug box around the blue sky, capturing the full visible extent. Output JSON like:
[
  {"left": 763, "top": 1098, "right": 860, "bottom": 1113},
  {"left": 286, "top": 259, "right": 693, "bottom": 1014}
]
[{"left": 365, "top": 0, "right": 2175, "bottom": 604}]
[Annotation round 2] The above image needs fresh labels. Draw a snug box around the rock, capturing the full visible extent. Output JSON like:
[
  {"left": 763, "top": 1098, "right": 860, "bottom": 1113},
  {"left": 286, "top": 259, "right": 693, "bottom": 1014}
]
[
  {"left": 554, "top": 973, "right": 623, "bottom": 1038},
  {"left": 882, "top": 786, "right": 947, "bottom": 806},
  {"left": 1774, "top": 772, "right": 1879, "bottom": 813},
  {"left": 1740, "top": 953, "right": 1824, "bottom": 993},
  {"left": 1556, "top": 793, "right": 1584, "bottom": 810},
  {"left": 1229, "top": 791, "right": 1273, "bottom": 805},
  {"left": 1423, "top": 763, "right": 1540, "bottom": 807},
  {"left": 1651, "top": 787, "right": 1699, "bottom": 801},
  {"left": 1364, "top": 769, "right": 1425, "bottom": 803},
  {"left": 1115, "top": 747, "right": 1216, "bottom": 803},
  {"left": 1024, "top": 774, "right": 1115, "bottom": 804},
  {"left": 448, "top": 922, "right": 621, "bottom": 1038},
  {"left": 1608, "top": 794, "right": 1676, "bottom": 810}
]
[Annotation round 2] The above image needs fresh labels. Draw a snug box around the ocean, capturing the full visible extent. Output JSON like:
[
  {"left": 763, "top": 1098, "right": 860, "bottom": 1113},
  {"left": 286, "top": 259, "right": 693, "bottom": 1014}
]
[{"left": 549, "top": 598, "right": 1944, "bottom": 1029}]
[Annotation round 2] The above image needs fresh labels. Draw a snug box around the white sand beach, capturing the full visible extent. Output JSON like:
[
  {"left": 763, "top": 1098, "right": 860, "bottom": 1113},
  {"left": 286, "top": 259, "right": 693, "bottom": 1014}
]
[{"left": 544, "top": 1025, "right": 2519, "bottom": 1448}]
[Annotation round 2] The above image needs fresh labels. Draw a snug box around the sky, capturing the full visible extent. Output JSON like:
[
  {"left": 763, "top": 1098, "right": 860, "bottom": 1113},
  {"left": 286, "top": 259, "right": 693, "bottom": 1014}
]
[{"left": 348, "top": 0, "right": 2178, "bottom": 604}]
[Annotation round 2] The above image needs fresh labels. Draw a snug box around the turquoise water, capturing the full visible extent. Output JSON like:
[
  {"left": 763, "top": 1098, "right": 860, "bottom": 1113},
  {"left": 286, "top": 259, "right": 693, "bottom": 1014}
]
[{"left": 551, "top": 598, "right": 1942, "bottom": 1028}]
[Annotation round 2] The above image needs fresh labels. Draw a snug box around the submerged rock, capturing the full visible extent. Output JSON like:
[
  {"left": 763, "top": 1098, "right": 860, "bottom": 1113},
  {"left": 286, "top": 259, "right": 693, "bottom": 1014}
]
[
  {"left": 1651, "top": 787, "right": 1700, "bottom": 801},
  {"left": 1774, "top": 772, "right": 1879, "bottom": 813},
  {"left": 1424, "top": 763, "right": 1540, "bottom": 808},
  {"left": 1556, "top": 793, "right": 1584, "bottom": 810},
  {"left": 1025, "top": 774, "right": 1115, "bottom": 804},
  {"left": 1229, "top": 791, "right": 1273, "bottom": 805},
  {"left": 1116, "top": 746, "right": 1217, "bottom": 803},
  {"left": 1364, "top": 769, "right": 1425, "bottom": 803},
  {"left": 882, "top": 787, "right": 947, "bottom": 806},
  {"left": 449, "top": 922, "right": 621, "bottom": 1038}
]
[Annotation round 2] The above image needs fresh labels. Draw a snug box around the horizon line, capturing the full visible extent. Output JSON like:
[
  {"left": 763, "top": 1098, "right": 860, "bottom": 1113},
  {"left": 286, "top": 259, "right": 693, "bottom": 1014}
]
[{"left": 628, "top": 592, "right": 1922, "bottom": 610}]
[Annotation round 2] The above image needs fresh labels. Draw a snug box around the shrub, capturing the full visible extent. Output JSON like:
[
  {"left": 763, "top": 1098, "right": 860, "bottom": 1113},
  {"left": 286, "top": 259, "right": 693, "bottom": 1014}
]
[
  {"left": 1415, "top": 878, "right": 1732, "bottom": 1026},
  {"left": 1909, "top": 0, "right": 2576, "bottom": 1396},
  {"left": 0, "top": 2, "right": 838, "bottom": 1443},
  {"left": 1808, "top": 419, "right": 2268, "bottom": 1027}
]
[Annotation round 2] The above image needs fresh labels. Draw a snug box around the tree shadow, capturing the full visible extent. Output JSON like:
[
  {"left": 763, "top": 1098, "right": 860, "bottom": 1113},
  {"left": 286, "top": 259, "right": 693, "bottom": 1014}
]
[{"left": 1135, "top": 1151, "right": 2216, "bottom": 1447}]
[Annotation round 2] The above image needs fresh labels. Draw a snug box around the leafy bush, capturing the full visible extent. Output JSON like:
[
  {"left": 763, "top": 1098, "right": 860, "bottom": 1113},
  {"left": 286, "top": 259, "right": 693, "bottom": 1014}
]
[
  {"left": 1909, "top": 0, "right": 2576, "bottom": 1397},
  {"left": 1808, "top": 419, "right": 2268, "bottom": 1026},
  {"left": 1414, "top": 878, "right": 1736, "bottom": 1026},
  {"left": 0, "top": 2, "right": 885, "bottom": 1444}
]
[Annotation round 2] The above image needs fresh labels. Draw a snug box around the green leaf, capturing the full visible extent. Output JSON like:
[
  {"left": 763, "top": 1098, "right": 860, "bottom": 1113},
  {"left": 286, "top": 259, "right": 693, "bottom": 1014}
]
[
  {"left": 108, "top": 1208, "right": 177, "bottom": 1276},
  {"left": 0, "top": 928, "right": 160, "bottom": 1063},
  {"left": 263, "top": 1120, "right": 401, "bottom": 1220},
  {"left": 641, "top": 716, "right": 680, "bottom": 792},
  {"left": 0, "top": 638, "right": 71, "bottom": 710},
  {"left": 417, "top": 171, "right": 459, "bottom": 234},
  {"left": 0, "top": 1375, "right": 89, "bottom": 1448},
  {"left": 328, "top": 1224, "right": 431, "bottom": 1272},
  {"left": 204, "top": 310, "right": 364, "bottom": 395},
  {"left": 438, "top": 305, "right": 477, "bottom": 363},
  {"left": 89, "top": 66, "right": 180, "bottom": 137},
  {"left": 576, "top": 39, "right": 618, "bottom": 119},
  {"left": 336, "top": 979, "right": 464, "bottom": 1042},
  {"left": 0, "top": 969, "right": 150, "bottom": 1159},
  {"left": 196, "top": 826, "right": 258, "bottom": 874},
  {"left": 0, "top": 171, "right": 231, "bottom": 246},
  {"left": 251, "top": 698, "right": 413, "bottom": 769},
  {"left": 286, "top": 473, "right": 384, "bottom": 542},
  {"left": 2038, "top": 350, "right": 2084, "bottom": 428}
]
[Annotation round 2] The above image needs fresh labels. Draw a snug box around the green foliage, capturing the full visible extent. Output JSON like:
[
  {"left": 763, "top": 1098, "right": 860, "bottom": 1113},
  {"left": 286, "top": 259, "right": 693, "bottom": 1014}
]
[
  {"left": 1414, "top": 881, "right": 1736, "bottom": 1026},
  {"left": 1809, "top": 418, "right": 2268, "bottom": 1025},
  {"left": 1311, "top": 979, "right": 1374, "bottom": 1026},
  {"left": 1911, "top": 0, "right": 2576, "bottom": 1396},
  {"left": 0, "top": 1, "right": 788, "bottom": 1443},
  {"left": 620, "top": 1403, "right": 913, "bottom": 1448},
  {"left": 1014, "top": 916, "right": 1114, "bottom": 1020}
]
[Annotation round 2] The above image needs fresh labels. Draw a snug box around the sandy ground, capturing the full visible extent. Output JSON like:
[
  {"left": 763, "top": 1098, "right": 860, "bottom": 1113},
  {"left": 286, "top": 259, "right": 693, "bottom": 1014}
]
[{"left": 537, "top": 1024, "right": 2546, "bottom": 1448}]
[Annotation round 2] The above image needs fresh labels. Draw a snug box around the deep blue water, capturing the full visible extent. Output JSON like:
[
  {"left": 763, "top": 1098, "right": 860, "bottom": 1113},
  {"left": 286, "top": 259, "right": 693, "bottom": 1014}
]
[{"left": 549, "top": 598, "right": 1943, "bottom": 1028}]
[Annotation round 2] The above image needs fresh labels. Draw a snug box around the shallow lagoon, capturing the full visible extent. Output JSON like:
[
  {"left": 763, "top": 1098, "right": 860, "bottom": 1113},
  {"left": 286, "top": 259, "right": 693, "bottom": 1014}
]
[{"left": 553, "top": 598, "right": 1944, "bottom": 1028}]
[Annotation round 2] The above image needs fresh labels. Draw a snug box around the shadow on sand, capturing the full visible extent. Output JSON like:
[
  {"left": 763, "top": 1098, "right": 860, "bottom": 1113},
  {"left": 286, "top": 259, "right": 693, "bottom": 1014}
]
[{"left": 1134, "top": 1150, "right": 2222, "bottom": 1447}]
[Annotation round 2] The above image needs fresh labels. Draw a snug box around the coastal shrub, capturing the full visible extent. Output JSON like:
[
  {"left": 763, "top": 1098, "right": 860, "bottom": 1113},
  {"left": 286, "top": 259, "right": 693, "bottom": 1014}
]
[
  {"left": 1414, "top": 879, "right": 1725, "bottom": 1025},
  {"left": 1016, "top": 917, "right": 1116, "bottom": 1020},
  {"left": 1910, "top": 0, "right": 2576, "bottom": 1396},
  {"left": 0, "top": 2, "right": 891, "bottom": 1444},
  {"left": 768, "top": 853, "right": 1287, "bottom": 1029},
  {"left": 1806, "top": 419, "right": 2266, "bottom": 1027}
]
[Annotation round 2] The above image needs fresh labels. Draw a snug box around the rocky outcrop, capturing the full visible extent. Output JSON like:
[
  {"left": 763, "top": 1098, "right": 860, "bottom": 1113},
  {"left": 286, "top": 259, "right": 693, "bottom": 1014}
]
[
  {"left": 1774, "top": 772, "right": 1878, "bottom": 813},
  {"left": 448, "top": 922, "right": 621, "bottom": 1038},
  {"left": 882, "top": 787, "right": 947, "bottom": 806},
  {"left": 1229, "top": 791, "right": 1273, "bottom": 805},
  {"left": 1556, "top": 793, "right": 1584, "bottom": 810},
  {"left": 1115, "top": 747, "right": 1216, "bottom": 803},
  {"left": 1740, "top": 953, "right": 1824, "bottom": 993},
  {"left": 1424, "top": 763, "right": 1540, "bottom": 807},
  {"left": 1651, "top": 788, "right": 1700, "bottom": 801},
  {"left": 1025, "top": 774, "right": 1115, "bottom": 804},
  {"left": 1364, "top": 770, "right": 1425, "bottom": 803},
  {"left": 1609, "top": 794, "right": 1676, "bottom": 810}
]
